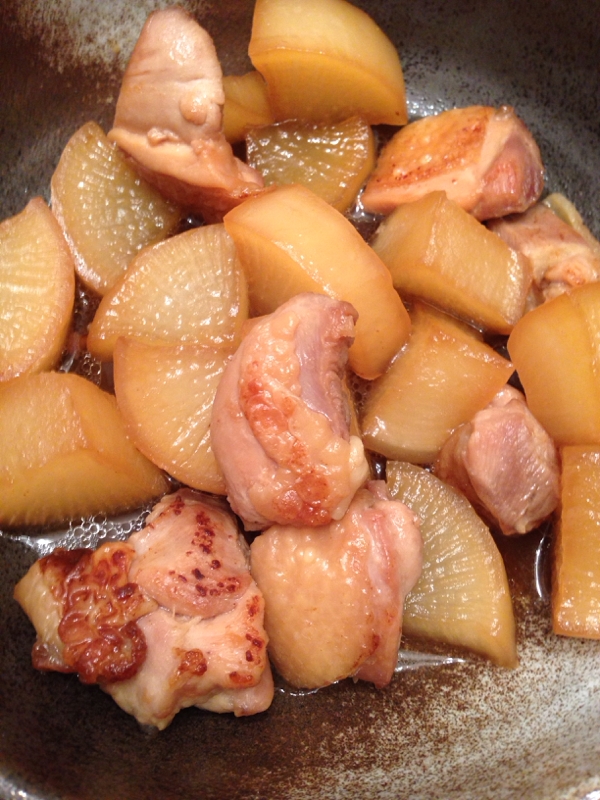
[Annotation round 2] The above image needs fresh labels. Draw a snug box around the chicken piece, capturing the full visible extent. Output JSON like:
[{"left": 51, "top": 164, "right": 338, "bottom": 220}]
[
  {"left": 14, "top": 489, "right": 273, "bottom": 727},
  {"left": 14, "top": 542, "right": 157, "bottom": 683},
  {"left": 250, "top": 481, "right": 422, "bottom": 689},
  {"left": 128, "top": 490, "right": 253, "bottom": 618},
  {"left": 434, "top": 386, "right": 560, "bottom": 535},
  {"left": 106, "top": 588, "right": 274, "bottom": 726},
  {"left": 488, "top": 203, "right": 600, "bottom": 302},
  {"left": 543, "top": 193, "right": 600, "bottom": 261},
  {"left": 109, "top": 7, "right": 263, "bottom": 221},
  {"left": 12, "top": 550, "right": 76, "bottom": 673},
  {"left": 362, "top": 105, "right": 544, "bottom": 221},
  {"left": 210, "top": 293, "right": 370, "bottom": 531}
]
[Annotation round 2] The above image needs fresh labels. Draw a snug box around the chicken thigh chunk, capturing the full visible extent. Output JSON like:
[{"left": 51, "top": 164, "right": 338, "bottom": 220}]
[
  {"left": 488, "top": 203, "right": 600, "bottom": 302},
  {"left": 250, "top": 481, "right": 422, "bottom": 690},
  {"left": 435, "top": 386, "right": 560, "bottom": 535},
  {"left": 109, "top": 7, "right": 263, "bottom": 220},
  {"left": 362, "top": 105, "right": 543, "bottom": 221},
  {"left": 14, "top": 489, "right": 273, "bottom": 728},
  {"left": 211, "top": 293, "right": 370, "bottom": 531}
]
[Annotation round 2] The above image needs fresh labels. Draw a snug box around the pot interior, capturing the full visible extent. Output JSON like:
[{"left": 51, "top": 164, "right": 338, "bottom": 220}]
[{"left": 1, "top": 2, "right": 599, "bottom": 798}]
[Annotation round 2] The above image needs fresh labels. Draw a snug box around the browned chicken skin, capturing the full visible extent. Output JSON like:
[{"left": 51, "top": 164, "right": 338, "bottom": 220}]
[
  {"left": 210, "top": 293, "right": 370, "bottom": 531},
  {"left": 362, "top": 105, "right": 544, "bottom": 220},
  {"left": 109, "top": 7, "right": 263, "bottom": 220},
  {"left": 434, "top": 386, "right": 560, "bottom": 535},
  {"left": 14, "top": 489, "right": 273, "bottom": 728},
  {"left": 14, "top": 543, "right": 156, "bottom": 682},
  {"left": 488, "top": 203, "right": 600, "bottom": 302},
  {"left": 250, "top": 481, "right": 422, "bottom": 689}
]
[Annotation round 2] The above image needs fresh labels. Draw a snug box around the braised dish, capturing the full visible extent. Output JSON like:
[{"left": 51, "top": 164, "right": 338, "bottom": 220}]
[{"left": 1, "top": 1, "right": 600, "bottom": 798}]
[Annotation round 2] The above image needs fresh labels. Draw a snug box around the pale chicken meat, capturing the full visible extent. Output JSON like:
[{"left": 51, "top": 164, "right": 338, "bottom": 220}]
[
  {"left": 108, "top": 7, "right": 263, "bottom": 220},
  {"left": 543, "top": 193, "right": 600, "bottom": 260},
  {"left": 250, "top": 481, "right": 422, "bottom": 690},
  {"left": 127, "top": 490, "right": 253, "bottom": 618},
  {"left": 210, "top": 293, "right": 370, "bottom": 531},
  {"left": 434, "top": 386, "right": 560, "bottom": 535},
  {"left": 362, "top": 105, "right": 544, "bottom": 221},
  {"left": 488, "top": 203, "right": 600, "bottom": 302},
  {"left": 107, "top": 589, "right": 274, "bottom": 724},
  {"left": 14, "top": 489, "right": 273, "bottom": 728}
]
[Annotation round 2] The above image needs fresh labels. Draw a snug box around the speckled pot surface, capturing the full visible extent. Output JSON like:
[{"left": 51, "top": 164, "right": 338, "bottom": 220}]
[{"left": 1, "top": 2, "right": 600, "bottom": 799}]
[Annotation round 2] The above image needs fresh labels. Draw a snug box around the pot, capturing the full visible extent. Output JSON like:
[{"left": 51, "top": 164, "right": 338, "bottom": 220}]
[{"left": 1, "top": 1, "right": 599, "bottom": 798}]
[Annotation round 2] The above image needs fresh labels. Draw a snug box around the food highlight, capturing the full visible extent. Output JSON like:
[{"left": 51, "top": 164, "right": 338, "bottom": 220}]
[{"left": 3, "top": 0, "right": 600, "bottom": 729}]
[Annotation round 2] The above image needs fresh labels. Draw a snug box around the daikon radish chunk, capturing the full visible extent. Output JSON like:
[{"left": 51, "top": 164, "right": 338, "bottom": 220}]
[
  {"left": 387, "top": 460, "right": 518, "bottom": 667},
  {"left": 88, "top": 224, "right": 248, "bottom": 361},
  {"left": 362, "top": 304, "right": 514, "bottom": 464},
  {"left": 114, "top": 338, "right": 230, "bottom": 495},
  {"left": 0, "top": 372, "right": 168, "bottom": 527},
  {"left": 553, "top": 446, "right": 600, "bottom": 639},
  {"left": 224, "top": 183, "right": 410, "bottom": 379},
  {"left": 249, "top": 0, "right": 407, "bottom": 125},
  {"left": 371, "top": 191, "right": 531, "bottom": 334},
  {"left": 51, "top": 121, "right": 181, "bottom": 295},
  {"left": 0, "top": 198, "right": 75, "bottom": 382},
  {"left": 508, "top": 282, "right": 600, "bottom": 446},
  {"left": 246, "top": 117, "right": 375, "bottom": 213},
  {"left": 223, "top": 71, "right": 274, "bottom": 143}
]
